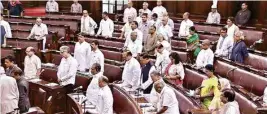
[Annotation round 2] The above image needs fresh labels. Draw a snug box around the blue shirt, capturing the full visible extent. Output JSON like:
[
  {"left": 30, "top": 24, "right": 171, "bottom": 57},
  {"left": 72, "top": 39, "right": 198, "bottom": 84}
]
[
  {"left": 8, "top": 3, "right": 23, "bottom": 16},
  {"left": 230, "top": 40, "right": 249, "bottom": 63}
]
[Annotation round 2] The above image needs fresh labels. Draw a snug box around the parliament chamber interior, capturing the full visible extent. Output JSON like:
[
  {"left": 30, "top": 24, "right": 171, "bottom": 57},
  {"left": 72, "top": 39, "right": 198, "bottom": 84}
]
[{"left": 1, "top": 0, "right": 267, "bottom": 114}]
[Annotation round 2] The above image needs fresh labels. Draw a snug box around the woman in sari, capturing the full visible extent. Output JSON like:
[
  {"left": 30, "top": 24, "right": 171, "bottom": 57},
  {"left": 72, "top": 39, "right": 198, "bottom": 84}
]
[
  {"left": 7, "top": 0, "right": 23, "bottom": 16},
  {"left": 186, "top": 26, "right": 201, "bottom": 57}
]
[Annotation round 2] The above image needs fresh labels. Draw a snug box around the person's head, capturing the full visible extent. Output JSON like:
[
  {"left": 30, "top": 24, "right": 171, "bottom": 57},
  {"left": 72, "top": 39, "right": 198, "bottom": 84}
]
[
  {"left": 91, "top": 63, "right": 101, "bottom": 75},
  {"left": 91, "top": 40, "right": 99, "bottom": 51},
  {"left": 211, "top": 5, "right": 217, "bottom": 13},
  {"left": 162, "top": 17, "right": 168, "bottom": 26},
  {"left": 0, "top": 66, "right": 5, "bottom": 76},
  {"left": 183, "top": 12, "right": 190, "bottom": 20},
  {"left": 59, "top": 46, "right": 70, "bottom": 58},
  {"left": 218, "top": 78, "right": 231, "bottom": 91},
  {"left": 227, "top": 17, "right": 234, "bottom": 26},
  {"left": 98, "top": 76, "right": 109, "bottom": 88},
  {"left": 234, "top": 31, "right": 245, "bottom": 42},
  {"left": 156, "top": 44, "right": 164, "bottom": 53},
  {"left": 122, "top": 51, "right": 133, "bottom": 61},
  {"left": 127, "top": 1, "right": 133, "bottom": 8},
  {"left": 77, "top": 34, "right": 85, "bottom": 43},
  {"left": 241, "top": 2, "right": 248, "bottom": 10},
  {"left": 201, "top": 39, "right": 211, "bottom": 50},
  {"left": 102, "top": 12, "right": 108, "bottom": 20},
  {"left": 157, "top": 34, "right": 164, "bottom": 42},
  {"left": 141, "top": 13, "right": 148, "bottom": 22},
  {"left": 73, "top": 0, "right": 78, "bottom": 3},
  {"left": 25, "top": 47, "right": 35, "bottom": 57},
  {"left": 4, "top": 56, "right": 15, "bottom": 68},
  {"left": 149, "top": 25, "right": 156, "bottom": 34},
  {"left": 163, "top": 12, "right": 169, "bottom": 18},
  {"left": 138, "top": 9, "right": 143, "bottom": 16},
  {"left": 128, "top": 16, "right": 134, "bottom": 23},
  {"left": 131, "top": 21, "right": 138, "bottom": 30},
  {"left": 83, "top": 10, "right": 89, "bottom": 17},
  {"left": 142, "top": 2, "right": 149, "bottom": 10},
  {"left": 220, "top": 27, "right": 228, "bottom": 38},
  {"left": 189, "top": 26, "right": 196, "bottom": 35},
  {"left": 203, "top": 64, "right": 214, "bottom": 78},
  {"left": 139, "top": 53, "right": 150, "bottom": 66},
  {"left": 130, "top": 31, "right": 137, "bottom": 41},
  {"left": 154, "top": 81, "right": 165, "bottom": 93},
  {"left": 11, "top": 67, "right": 22, "bottom": 80},
  {"left": 150, "top": 71, "right": 162, "bottom": 82},
  {"left": 169, "top": 52, "right": 181, "bottom": 65},
  {"left": 152, "top": 13, "right": 158, "bottom": 21},
  {"left": 156, "top": 0, "right": 162, "bottom": 6},
  {"left": 36, "top": 17, "right": 42, "bottom": 26},
  {"left": 221, "top": 89, "right": 236, "bottom": 103}
]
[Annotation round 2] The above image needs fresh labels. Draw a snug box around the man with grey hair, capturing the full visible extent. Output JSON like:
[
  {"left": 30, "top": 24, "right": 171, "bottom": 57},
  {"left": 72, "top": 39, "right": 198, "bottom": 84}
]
[
  {"left": 124, "top": 31, "right": 143, "bottom": 57},
  {"left": 142, "top": 2, "right": 151, "bottom": 19},
  {"left": 97, "top": 76, "right": 113, "bottom": 114},
  {"left": 24, "top": 47, "right": 42, "bottom": 79},
  {"left": 195, "top": 39, "right": 214, "bottom": 68},
  {"left": 57, "top": 46, "right": 78, "bottom": 93},
  {"left": 152, "top": 0, "right": 167, "bottom": 20},
  {"left": 178, "top": 12, "right": 194, "bottom": 37}
]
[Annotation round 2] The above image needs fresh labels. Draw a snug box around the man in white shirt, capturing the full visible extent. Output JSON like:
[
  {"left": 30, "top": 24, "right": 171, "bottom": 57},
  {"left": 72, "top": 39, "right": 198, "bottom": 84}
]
[
  {"left": 215, "top": 27, "right": 233, "bottom": 58},
  {"left": 97, "top": 76, "right": 113, "bottom": 114},
  {"left": 24, "top": 47, "right": 41, "bottom": 79},
  {"left": 57, "top": 46, "right": 78, "bottom": 93},
  {"left": 152, "top": 0, "right": 167, "bottom": 20},
  {"left": 70, "top": 0, "right": 82, "bottom": 13},
  {"left": 139, "top": 13, "right": 151, "bottom": 44},
  {"left": 46, "top": 0, "right": 59, "bottom": 12},
  {"left": 158, "top": 17, "right": 173, "bottom": 42},
  {"left": 154, "top": 81, "right": 180, "bottom": 114},
  {"left": 142, "top": 2, "right": 152, "bottom": 19},
  {"left": 96, "top": 12, "right": 114, "bottom": 38},
  {"left": 162, "top": 12, "right": 174, "bottom": 30},
  {"left": 124, "top": 32, "right": 142, "bottom": 58},
  {"left": 81, "top": 10, "right": 97, "bottom": 35},
  {"left": 147, "top": 71, "right": 165, "bottom": 107},
  {"left": 119, "top": 16, "right": 134, "bottom": 39},
  {"left": 121, "top": 51, "right": 141, "bottom": 90},
  {"left": 136, "top": 9, "right": 143, "bottom": 24},
  {"left": 196, "top": 39, "right": 214, "bottom": 69},
  {"left": 88, "top": 40, "right": 104, "bottom": 73},
  {"left": 27, "top": 18, "right": 48, "bottom": 50},
  {"left": 149, "top": 13, "right": 161, "bottom": 30},
  {"left": 0, "top": 66, "right": 19, "bottom": 114},
  {"left": 0, "top": 15, "right": 12, "bottom": 38},
  {"left": 179, "top": 12, "right": 194, "bottom": 37},
  {"left": 155, "top": 44, "right": 171, "bottom": 74},
  {"left": 123, "top": 1, "right": 137, "bottom": 23},
  {"left": 220, "top": 89, "right": 240, "bottom": 114},
  {"left": 124, "top": 21, "right": 143, "bottom": 46},
  {"left": 206, "top": 5, "right": 221, "bottom": 24},
  {"left": 157, "top": 33, "right": 171, "bottom": 52},
  {"left": 74, "top": 34, "right": 91, "bottom": 72}
]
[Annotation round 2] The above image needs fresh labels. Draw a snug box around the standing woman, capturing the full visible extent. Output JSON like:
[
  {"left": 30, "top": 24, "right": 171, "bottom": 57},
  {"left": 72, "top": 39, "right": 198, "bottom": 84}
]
[
  {"left": 186, "top": 26, "right": 201, "bottom": 57},
  {"left": 230, "top": 31, "right": 248, "bottom": 63},
  {"left": 225, "top": 17, "right": 239, "bottom": 38},
  {"left": 7, "top": 0, "right": 23, "bottom": 16}
]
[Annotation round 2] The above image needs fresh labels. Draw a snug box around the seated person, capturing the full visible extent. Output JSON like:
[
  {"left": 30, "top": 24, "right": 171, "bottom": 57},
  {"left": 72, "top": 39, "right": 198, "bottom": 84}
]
[
  {"left": 195, "top": 39, "right": 214, "bottom": 69},
  {"left": 186, "top": 26, "right": 201, "bottom": 57},
  {"left": 97, "top": 76, "right": 113, "bottom": 114},
  {"left": 46, "top": 0, "right": 59, "bottom": 12},
  {"left": 124, "top": 31, "right": 143, "bottom": 58},
  {"left": 230, "top": 31, "right": 248, "bottom": 63},
  {"left": 215, "top": 27, "right": 234, "bottom": 58},
  {"left": 219, "top": 89, "right": 241, "bottom": 114},
  {"left": 7, "top": 0, "right": 23, "bottom": 16}
]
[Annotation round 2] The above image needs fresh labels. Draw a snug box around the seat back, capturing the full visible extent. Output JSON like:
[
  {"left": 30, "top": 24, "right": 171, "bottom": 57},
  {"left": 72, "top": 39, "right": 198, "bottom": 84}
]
[
  {"left": 235, "top": 92, "right": 258, "bottom": 114},
  {"left": 74, "top": 75, "right": 91, "bottom": 91},
  {"left": 183, "top": 68, "right": 207, "bottom": 90},
  {"left": 171, "top": 40, "right": 187, "bottom": 47},
  {"left": 198, "top": 34, "right": 219, "bottom": 41},
  {"left": 6, "top": 38, "right": 42, "bottom": 50},
  {"left": 102, "top": 50, "right": 123, "bottom": 62},
  {"left": 242, "top": 29, "right": 265, "bottom": 46},
  {"left": 104, "top": 64, "right": 123, "bottom": 82},
  {"left": 51, "top": 53, "right": 62, "bottom": 66},
  {"left": 195, "top": 24, "right": 221, "bottom": 33},
  {"left": 244, "top": 53, "right": 267, "bottom": 71},
  {"left": 40, "top": 68, "right": 58, "bottom": 83}
]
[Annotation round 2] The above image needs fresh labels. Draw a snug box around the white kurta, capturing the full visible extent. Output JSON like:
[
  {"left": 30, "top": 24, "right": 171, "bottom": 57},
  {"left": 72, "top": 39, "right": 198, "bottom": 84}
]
[
  {"left": 88, "top": 49, "right": 105, "bottom": 73},
  {"left": 57, "top": 56, "right": 78, "bottom": 86},
  {"left": 219, "top": 101, "right": 240, "bottom": 114},
  {"left": 215, "top": 35, "right": 234, "bottom": 58},
  {"left": 30, "top": 23, "right": 48, "bottom": 50},
  {"left": 158, "top": 25, "right": 173, "bottom": 41},
  {"left": 155, "top": 49, "right": 171, "bottom": 73},
  {"left": 74, "top": 41, "right": 91, "bottom": 72},
  {"left": 81, "top": 16, "right": 97, "bottom": 35},
  {"left": 168, "top": 62, "right": 185, "bottom": 80},
  {"left": 263, "top": 87, "right": 267, "bottom": 105},
  {"left": 97, "top": 18, "right": 114, "bottom": 37},
  {"left": 86, "top": 72, "right": 102, "bottom": 105},
  {"left": 0, "top": 20, "right": 12, "bottom": 38},
  {"left": 124, "top": 29, "right": 143, "bottom": 46},
  {"left": 225, "top": 24, "right": 239, "bottom": 38},
  {"left": 123, "top": 7, "right": 137, "bottom": 23},
  {"left": 158, "top": 41, "right": 172, "bottom": 52},
  {"left": 158, "top": 86, "right": 180, "bottom": 114},
  {"left": 125, "top": 39, "right": 143, "bottom": 57},
  {"left": 122, "top": 57, "right": 141, "bottom": 89},
  {"left": 178, "top": 19, "right": 194, "bottom": 37},
  {"left": 24, "top": 54, "right": 41, "bottom": 79},
  {"left": 136, "top": 16, "right": 142, "bottom": 24},
  {"left": 121, "top": 22, "right": 132, "bottom": 38},
  {"left": 46, "top": 1, "right": 59, "bottom": 12},
  {"left": 149, "top": 79, "right": 165, "bottom": 107},
  {"left": 97, "top": 85, "right": 114, "bottom": 114},
  {"left": 196, "top": 48, "right": 214, "bottom": 68},
  {"left": 149, "top": 19, "right": 161, "bottom": 30},
  {"left": 152, "top": 6, "right": 167, "bottom": 20},
  {"left": 206, "top": 12, "right": 221, "bottom": 24}
]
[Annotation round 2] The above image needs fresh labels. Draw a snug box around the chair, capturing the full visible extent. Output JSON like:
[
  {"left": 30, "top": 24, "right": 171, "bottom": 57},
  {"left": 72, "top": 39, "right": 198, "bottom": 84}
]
[
  {"left": 183, "top": 68, "right": 207, "bottom": 90},
  {"left": 104, "top": 63, "right": 123, "bottom": 82},
  {"left": 102, "top": 50, "right": 123, "bottom": 62}
]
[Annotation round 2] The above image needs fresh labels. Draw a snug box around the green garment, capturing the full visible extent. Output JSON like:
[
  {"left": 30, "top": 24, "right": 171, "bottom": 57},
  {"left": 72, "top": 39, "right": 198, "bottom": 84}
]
[{"left": 186, "top": 33, "right": 201, "bottom": 57}]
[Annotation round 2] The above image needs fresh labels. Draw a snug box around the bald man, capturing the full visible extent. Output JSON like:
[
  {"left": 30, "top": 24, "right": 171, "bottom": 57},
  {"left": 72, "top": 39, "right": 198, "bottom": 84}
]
[
  {"left": 27, "top": 18, "right": 48, "bottom": 50},
  {"left": 124, "top": 31, "right": 143, "bottom": 57},
  {"left": 123, "top": 1, "right": 137, "bottom": 23},
  {"left": 178, "top": 12, "right": 194, "bottom": 37},
  {"left": 195, "top": 39, "right": 214, "bottom": 68},
  {"left": 81, "top": 10, "right": 97, "bottom": 35},
  {"left": 152, "top": 0, "right": 167, "bottom": 20},
  {"left": 70, "top": 0, "right": 82, "bottom": 13},
  {"left": 97, "top": 76, "right": 113, "bottom": 114},
  {"left": 142, "top": 2, "right": 152, "bottom": 19},
  {"left": 24, "top": 47, "right": 42, "bottom": 79},
  {"left": 158, "top": 17, "right": 173, "bottom": 42}
]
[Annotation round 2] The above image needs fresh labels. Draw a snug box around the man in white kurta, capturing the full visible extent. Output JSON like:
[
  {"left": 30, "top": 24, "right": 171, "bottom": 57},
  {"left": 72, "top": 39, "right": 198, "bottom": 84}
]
[
  {"left": 0, "top": 66, "right": 19, "bottom": 114},
  {"left": 152, "top": 0, "right": 167, "bottom": 20},
  {"left": 220, "top": 89, "right": 240, "bottom": 114},
  {"left": 0, "top": 15, "right": 12, "bottom": 38},
  {"left": 155, "top": 45, "right": 171, "bottom": 74},
  {"left": 120, "top": 16, "right": 134, "bottom": 39},
  {"left": 162, "top": 12, "right": 174, "bottom": 30},
  {"left": 157, "top": 34, "right": 172, "bottom": 52},
  {"left": 206, "top": 5, "right": 221, "bottom": 24},
  {"left": 124, "top": 21, "right": 143, "bottom": 46},
  {"left": 27, "top": 18, "right": 48, "bottom": 50},
  {"left": 196, "top": 40, "right": 214, "bottom": 68},
  {"left": 88, "top": 40, "right": 105, "bottom": 73},
  {"left": 215, "top": 28, "right": 233, "bottom": 58},
  {"left": 96, "top": 12, "right": 114, "bottom": 37},
  {"left": 136, "top": 9, "right": 143, "bottom": 24},
  {"left": 46, "top": 0, "right": 59, "bottom": 12},
  {"left": 158, "top": 17, "right": 173, "bottom": 42},
  {"left": 179, "top": 12, "right": 194, "bottom": 37},
  {"left": 81, "top": 10, "right": 97, "bottom": 35},
  {"left": 125, "top": 32, "right": 143, "bottom": 57},
  {"left": 97, "top": 76, "right": 113, "bottom": 114},
  {"left": 74, "top": 34, "right": 91, "bottom": 72},
  {"left": 123, "top": 1, "right": 137, "bottom": 23},
  {"left": 24, "top": 47, "right": 41, "bottom": 79},
  {"left": 149, "top": 13, "right": 161, "bottom": 30},
  {"left": 142, "top": 2, "right": 152, "bottom": 19},
  {"left": 70, "top": 0, "right": 82, "bottom": 13},
  {"left": 122, "top": 51, "right": 141, "bottom": 90}
]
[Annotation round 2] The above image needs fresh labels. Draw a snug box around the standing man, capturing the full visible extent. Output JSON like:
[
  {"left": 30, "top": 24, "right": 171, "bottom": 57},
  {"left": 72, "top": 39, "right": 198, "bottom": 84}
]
[
  {"left": 123, "top": 1, "right": 137, "bottom": 23},
  {"left": 81, "top": 10, "right": 97, "bottom": 35},
  {"left": 119, "top": 16, "right": 134, "bottom": 39},
  {"left": 162, "top": 12, "right": 174, "bottom": 30},
  {"left": 136, "top": 9, "right": 143, "bottom": 24},
  {"left": 70, "top": 0, "right": 82, "bottom": 13},
  {"left": 124, "top": 21, "right": 143, "bottom": 46},
  {"left": 74, "top": 34, "right": 91, "bottom": 72},
  {"left": 124, "top": 32, "right": 143, "bottom": 58},
  {"left": 57, "top": 46, "right": 78, "bottom": 93},
  {"left": 142, "top": 2, "right": 152, "bottom": 19},
  {"left": 0, "top": 14, "right": 12, "bottom": 38},
  {"left": 97, "top": 76, "right": 114, "bottom": 114},
  {"left": 149, "top": 13, "right": 161, "bottom": 30},
  {"left": 235, "top": 2, "right": 251, "bottom": 26},
  {"left": 206, "top": 5, "right": 221, "bottom": 24},
  {"left": 88, "top": 40, "right": 104, "bottom": 73},
  {"left": 46, "top": 0, "right": 59, "bottom": 12},
  {"left": 4, "top": 55, "right": 21, "bottom": 76},
  {"left": 144, "top": 25, "right": 158, "bottom": 55},
  {"left": 215, "top": 27, "right": 233, "bottom": 58},
  {"left": 27, "top": 18, "right": 48, "bottom": 50},
  {"left": 138, "top": 13, "right": 151, "bottom": 44},
  {"left": 152, "top": 0, "right": 167, "bottom": 20},
  {"left": 155, "top": 44, "right": 171, "bottom": 74},
  {"left": 158, "top": 17, "right": 173, "bottom": 42},
  {"left": 96, "top": 12, "right": 114, "bottom": 38},
  {"left": 179, "top": 12, "right": 194, "bottom": 37},
  {"left": 24, "top": 47, "right": 42, "bottom": 79}
]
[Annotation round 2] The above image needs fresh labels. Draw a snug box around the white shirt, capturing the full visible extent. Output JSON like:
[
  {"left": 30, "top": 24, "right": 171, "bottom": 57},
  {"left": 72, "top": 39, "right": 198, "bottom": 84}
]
[
  {"left": 97, "top": 85, "right": 114, "bottom": 114},
  {"left": 155, "top": 49, "right": 171, "bottom": 73},
  {"left": 122, "top": 57, "right": 141, "bottom": 89},
  {"left": 88, "top": 49, "right": 105, "bottom": 73},
  {"left": 123, "top": 7, "right": 137, "bottom": 23},
  {"left": 136, "top": 16, "right": 142, "bottom": 24},
  {"left": 196, "top": 48, "right": 214, "bottom": 68},
  {"left": 81, "top": 16, "right": 97, "bottom": 35},
  {"left": 74, "top": 41, "right": 91, "bottom": 72},
  {"left": 46, "top": 1, "right": 59, "bottom": 12},
  {"left": 30, "top": 23, "right": 48, "bottom": 40},
  {"left": 178, "top": 19, "right": 194, "bottom": 37},
  {"left": 121, "top": 22, "right": 132, "bottom": 38},
  {"left": 168, "top": 62, "right": 185, "bottom": 80},
  {"left": 158, "top": 24, "right": 173, "bottom": 41},
  {"left": 57, "top": 56, "right": 78, "bottom": 86},
  {"left": 125, "top": 29, "right": 143, "bottom": 46},
  {"left": 141, "top": 66, "right": 156, "bottom": 90},
  {"left": 0, "top": 20, "right": 12, "bottom": 38},
  {"left": 220, "top": 101, "right": 240, "bottom": 114},
  {"left": 159, "top": 18, "right": 175, "bottom": 30},
  {"left": 215, "top": 35, "right": 234, "bottom": 58},
  {"left": 97, "top": 18, "right": 114, "bottom": 37},
  {"left": 158, "top": 41, "right": 172, "bottom": 52},
  {"left": 225, "top": 24, "right": 239, "bottom": 38},
  {"left": 158, "top": 86, "right": 180, "bottom": 114},
  {"left": 149, "top": 79, "right": 165, "bottom": 107},
  {"left": 152, "top": 6, "right": 167, "bottom": 20},
  {"left": 24, "top": 54, "right": 41, "bottom": 79},
  {"left": 70, "top": 3, "right": 82, "bottom": 13},
  {"left": 263, "top": 87, "right": 267, "bottom": 105},
  {"left": 206, "top": 11, "right": 221, "bottom": 24},
  {"left": 86, "top": 72, "right": 102, "bottom": 105},
  {"left": 125, "top": 39, "right": 143, "bottom": 57},
  {"left": 149, "top": 19, "right": 161, "bottom": 30}
]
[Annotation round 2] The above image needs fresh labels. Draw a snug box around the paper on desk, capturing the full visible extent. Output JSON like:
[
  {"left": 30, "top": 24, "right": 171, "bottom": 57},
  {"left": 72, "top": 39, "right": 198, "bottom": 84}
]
[
  {"left": 45, "top": 83, "right": 59, "bottom": 87},
  {"left": 42, "top": 63, "right": 55, "bottom": 67},
  {"left": 29, "top": 78, "right": 42, "bottom": 83},
  {"left": 142, "top": 106, "right": 157, "bottom": 114}
]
